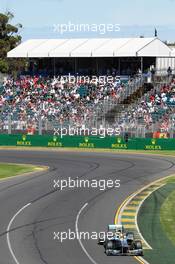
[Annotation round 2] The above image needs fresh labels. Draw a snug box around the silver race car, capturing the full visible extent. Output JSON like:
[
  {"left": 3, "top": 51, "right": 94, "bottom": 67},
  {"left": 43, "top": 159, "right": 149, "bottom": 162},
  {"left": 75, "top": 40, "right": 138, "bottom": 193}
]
[{"left": 98, "top": 224, "right": 143, "bottom": 256}]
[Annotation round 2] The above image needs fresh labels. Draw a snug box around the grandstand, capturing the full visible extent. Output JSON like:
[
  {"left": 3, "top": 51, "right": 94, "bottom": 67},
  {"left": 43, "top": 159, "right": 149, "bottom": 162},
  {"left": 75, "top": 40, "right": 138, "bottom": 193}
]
[{"left": 2, "top": 37, "right": 175, "bottom": 138}]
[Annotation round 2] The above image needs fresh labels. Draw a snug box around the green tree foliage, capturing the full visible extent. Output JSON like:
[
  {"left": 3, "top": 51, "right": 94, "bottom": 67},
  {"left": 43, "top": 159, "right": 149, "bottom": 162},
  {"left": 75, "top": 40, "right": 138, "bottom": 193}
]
[{"left": 0, "top": 11, "right": 26, "bottom": 75}]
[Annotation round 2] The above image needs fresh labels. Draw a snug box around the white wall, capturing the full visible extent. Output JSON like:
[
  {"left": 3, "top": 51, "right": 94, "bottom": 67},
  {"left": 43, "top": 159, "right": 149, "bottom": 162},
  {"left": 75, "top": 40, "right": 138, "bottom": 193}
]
[{"left": 156, "top": 57, "right": 175, "bottom": 75}]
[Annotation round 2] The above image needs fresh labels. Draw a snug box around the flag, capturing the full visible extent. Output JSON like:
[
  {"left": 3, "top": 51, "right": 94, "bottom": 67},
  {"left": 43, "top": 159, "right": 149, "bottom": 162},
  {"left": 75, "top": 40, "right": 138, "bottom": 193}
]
[{"left": 155, "top": 28, "right": 158, "bottom": 37}]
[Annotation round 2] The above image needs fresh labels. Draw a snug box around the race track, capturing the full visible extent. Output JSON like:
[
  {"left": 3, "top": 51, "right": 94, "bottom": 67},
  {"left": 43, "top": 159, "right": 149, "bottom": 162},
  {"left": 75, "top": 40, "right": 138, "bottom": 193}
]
[{"left": 0, "top": 149, "right": 175, "bottom": 264}]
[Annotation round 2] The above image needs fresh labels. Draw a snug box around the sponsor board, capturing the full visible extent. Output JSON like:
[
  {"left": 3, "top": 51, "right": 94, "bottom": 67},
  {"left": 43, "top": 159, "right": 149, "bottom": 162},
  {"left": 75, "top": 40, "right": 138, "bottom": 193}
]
[
  {"left": 48, "top": 136, "right": 63, "bottom": 147},
  {"left": 111, "top": 138, "right": 127, "bottom": 149},
  {"left": 145, "top": 139, "right": 162, "bottom": 150},
  {"left": 79, "top": 137, "right": 95, "bottom": 148},
  {"left": 16, "top": 135, "right": 32, "bottom": 146}
]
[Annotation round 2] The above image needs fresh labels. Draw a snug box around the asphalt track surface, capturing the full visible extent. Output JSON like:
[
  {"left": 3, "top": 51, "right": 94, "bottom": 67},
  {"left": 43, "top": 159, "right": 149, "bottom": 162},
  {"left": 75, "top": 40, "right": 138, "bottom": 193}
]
[{"left": 0, "top": 150, "right": 175, "bottom": 264}]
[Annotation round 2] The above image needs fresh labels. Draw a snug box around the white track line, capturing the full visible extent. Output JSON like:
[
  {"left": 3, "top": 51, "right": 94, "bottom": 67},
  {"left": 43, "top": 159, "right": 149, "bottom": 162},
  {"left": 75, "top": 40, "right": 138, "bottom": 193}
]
[
  {"left": 7, "top": 203, "right": 31, "bottom": 264},
  {"left": 75, "top": 202, "right": 98, "bottom": 264}
]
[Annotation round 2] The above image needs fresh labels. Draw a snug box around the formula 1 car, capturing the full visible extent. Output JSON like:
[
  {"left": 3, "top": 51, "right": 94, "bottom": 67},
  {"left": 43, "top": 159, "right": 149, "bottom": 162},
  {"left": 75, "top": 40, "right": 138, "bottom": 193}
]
[{"left": 98, "top": 224, "right": 143, "bottom": 256}]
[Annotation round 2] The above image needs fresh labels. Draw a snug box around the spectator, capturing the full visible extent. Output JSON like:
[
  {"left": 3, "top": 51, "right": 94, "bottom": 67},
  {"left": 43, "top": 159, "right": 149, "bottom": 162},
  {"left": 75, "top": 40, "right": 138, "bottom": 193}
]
[{"left": 167, "top": 66, "right": 172, "bottom": 77}]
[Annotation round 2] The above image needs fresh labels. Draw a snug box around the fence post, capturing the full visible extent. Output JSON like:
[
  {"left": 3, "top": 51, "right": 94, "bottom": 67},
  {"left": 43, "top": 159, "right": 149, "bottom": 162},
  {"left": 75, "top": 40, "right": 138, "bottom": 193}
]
[
  {"left": 8, "top": 114, "right": 12, "bottom": 135},
  {"left": 38, "top": 117, "right": 42, "bottom": 136},
  {"left": 170, "top": 118, "right": 174, "bottom": 139}
]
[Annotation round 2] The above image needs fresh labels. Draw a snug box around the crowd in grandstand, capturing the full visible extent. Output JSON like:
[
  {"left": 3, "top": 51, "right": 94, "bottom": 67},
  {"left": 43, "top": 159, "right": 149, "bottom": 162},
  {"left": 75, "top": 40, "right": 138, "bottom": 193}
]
[
  {"left": 0, "top": 75, "right": 129, "bottom": 129},
  {"left": 118, "top": 79, "right": 175, "bottom": 131},
  {"left": 0, "top": 74, "right": 175, "bottom": 133}
]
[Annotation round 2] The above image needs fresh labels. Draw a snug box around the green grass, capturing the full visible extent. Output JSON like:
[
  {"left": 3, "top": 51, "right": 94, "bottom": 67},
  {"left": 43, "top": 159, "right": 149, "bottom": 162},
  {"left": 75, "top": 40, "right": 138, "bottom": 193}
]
[
  {"left": 0, "top": 163, "right": 43, "bottom": 179},
  {"left": 160, "top": 189, "right": 175, "bottom": 246},
  {"left": 164, "top": 176, "right": 175, "bottom": 184},
  {"left": 138, "top": 183, "right": 175, "bottom": 264},
  {"left": 146, "top": 151, "right": 175, "bottom": 156}
]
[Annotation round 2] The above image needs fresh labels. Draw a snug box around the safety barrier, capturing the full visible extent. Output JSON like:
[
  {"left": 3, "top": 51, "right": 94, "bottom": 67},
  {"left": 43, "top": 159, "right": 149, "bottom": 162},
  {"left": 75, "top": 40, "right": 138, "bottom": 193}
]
[{"left": 0, "top": 134, "right": 174, "bottom": 150}]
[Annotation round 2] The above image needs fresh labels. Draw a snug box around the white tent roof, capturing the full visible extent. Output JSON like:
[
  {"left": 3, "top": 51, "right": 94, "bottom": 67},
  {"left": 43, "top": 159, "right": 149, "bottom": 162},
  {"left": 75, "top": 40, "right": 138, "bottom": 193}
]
[
  {"left": 50, "top": 39, "right": 88, "bottom": 57},
  {"left": 7, "top": 37, "right": 172, "bottom": 58},
  {"left": 171, "top": 48, "right": 175, "bottom": 57}
]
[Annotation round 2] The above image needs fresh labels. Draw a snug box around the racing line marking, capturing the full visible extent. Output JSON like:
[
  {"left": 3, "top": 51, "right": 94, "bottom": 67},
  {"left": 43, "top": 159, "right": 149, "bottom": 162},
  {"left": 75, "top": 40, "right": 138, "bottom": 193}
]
[
  {"left": 7, "top": 203, "right": 31, "bottom": 264},
  {"left": 75, "top": 202, "right": 99, "bottom": 264}
]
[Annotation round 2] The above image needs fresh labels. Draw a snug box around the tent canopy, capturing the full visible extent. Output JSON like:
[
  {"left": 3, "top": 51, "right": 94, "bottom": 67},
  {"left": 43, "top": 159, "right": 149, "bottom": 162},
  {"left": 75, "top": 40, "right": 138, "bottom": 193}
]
[{"left": 7, "top": 37, "right": 172, "bottom": 58}]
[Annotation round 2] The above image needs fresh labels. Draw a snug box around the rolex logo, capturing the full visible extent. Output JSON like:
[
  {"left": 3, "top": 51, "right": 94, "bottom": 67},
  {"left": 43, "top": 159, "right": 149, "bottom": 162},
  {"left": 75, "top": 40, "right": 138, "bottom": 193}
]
[
  {"left": 53, "top": 136, "right": 57, "bottom": 142},
  {"left": 117, "top": 138, "right": 122, "bottom": 144},
  {"left": 151, "top": 139, "right": 156, "bottom": 145},
  {"left": 22, "top": 135, "right": 26, "bottom": 141},
  {"left": 85, "top": 137, "right": 89, "bottom": 143}
]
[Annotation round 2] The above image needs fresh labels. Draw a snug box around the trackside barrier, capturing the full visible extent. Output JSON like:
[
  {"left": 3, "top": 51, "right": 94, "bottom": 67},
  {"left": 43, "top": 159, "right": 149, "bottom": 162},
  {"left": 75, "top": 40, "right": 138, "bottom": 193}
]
[{"left": 0, "top": 134, "right": 175, "bottom": 150}]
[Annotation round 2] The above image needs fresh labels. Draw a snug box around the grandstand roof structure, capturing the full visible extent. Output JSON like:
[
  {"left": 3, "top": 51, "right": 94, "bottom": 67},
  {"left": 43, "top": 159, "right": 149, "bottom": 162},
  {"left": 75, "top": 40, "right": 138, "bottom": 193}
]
[{"left": 7, "top": 37, "right": 172, "bottom": 58}]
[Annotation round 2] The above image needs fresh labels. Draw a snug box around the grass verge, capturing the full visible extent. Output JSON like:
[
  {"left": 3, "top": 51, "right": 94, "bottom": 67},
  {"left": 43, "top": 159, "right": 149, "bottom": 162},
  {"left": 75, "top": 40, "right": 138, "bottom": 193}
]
[
  {"left": 138, "top": 183, "right": 175, "bottom": 264},
  {"left": 0, "top": 163, "right": 44, "bottom": 179},
  {"left": 160, "top": 189, "right": 175, "bottom": 246}
]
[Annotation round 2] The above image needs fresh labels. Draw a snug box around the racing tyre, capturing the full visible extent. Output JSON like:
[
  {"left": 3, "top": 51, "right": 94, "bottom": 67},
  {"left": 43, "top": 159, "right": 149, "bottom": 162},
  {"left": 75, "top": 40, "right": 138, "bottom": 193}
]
[
  {"left": 105, "top": 240, "right": 114, "bottom": 250},
  {"left": 134, "top": 240, "right": 142, "bottom": 250},
  {"left": 126, "top": 232, "right": 134, "bottom": 240},
  {"left": 126, "top": 232, "right": 134, "bottom": 245},
  {"left": 105, "top": 249, "right": 111, "bottom": 256}
]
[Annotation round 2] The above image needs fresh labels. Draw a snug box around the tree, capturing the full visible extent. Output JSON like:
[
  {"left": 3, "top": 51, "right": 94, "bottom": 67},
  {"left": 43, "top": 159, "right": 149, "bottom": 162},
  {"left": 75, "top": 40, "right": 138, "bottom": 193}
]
[{"left": 0, "top": 11, "right": 26, "bottom": 75}]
